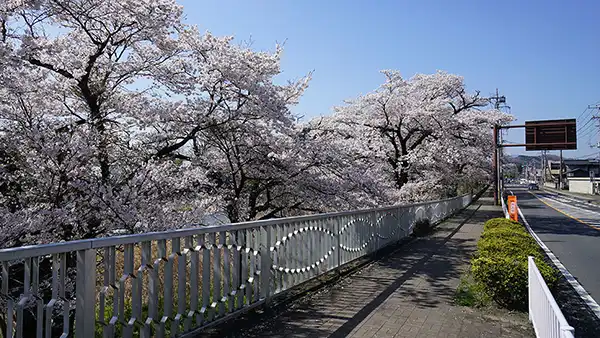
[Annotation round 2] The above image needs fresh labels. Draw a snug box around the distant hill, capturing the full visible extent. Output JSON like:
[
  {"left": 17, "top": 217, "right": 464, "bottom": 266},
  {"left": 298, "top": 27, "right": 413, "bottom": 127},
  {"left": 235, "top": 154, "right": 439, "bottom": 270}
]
[{"left": 504, "top": 154, "right": 564, "bottom": 168}]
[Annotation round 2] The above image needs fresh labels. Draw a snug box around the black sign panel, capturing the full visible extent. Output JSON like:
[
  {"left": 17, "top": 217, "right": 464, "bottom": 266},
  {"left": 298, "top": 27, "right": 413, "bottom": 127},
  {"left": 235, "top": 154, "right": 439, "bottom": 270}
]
[{"left": 525, "top": 119, "right": 577, "bottom": 151}]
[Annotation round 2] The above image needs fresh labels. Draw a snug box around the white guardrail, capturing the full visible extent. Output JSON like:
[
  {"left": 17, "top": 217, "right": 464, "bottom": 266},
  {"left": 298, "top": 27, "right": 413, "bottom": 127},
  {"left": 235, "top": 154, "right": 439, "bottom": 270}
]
[
  {"left": 528, "top": 256, "right": 575, "bottom": 338},
  {"left": 501, "top": 194, "right": 510, "bottom": 219},
  {"left": 0, "top": 194, "right": 472, "bottom": 338}
]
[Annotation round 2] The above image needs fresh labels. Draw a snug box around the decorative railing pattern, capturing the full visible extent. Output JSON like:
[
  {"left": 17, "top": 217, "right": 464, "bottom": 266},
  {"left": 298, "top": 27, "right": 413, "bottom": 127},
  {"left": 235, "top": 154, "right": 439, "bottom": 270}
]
[{"left": 0, "top": 194, "right": 471, "bottom": 338}]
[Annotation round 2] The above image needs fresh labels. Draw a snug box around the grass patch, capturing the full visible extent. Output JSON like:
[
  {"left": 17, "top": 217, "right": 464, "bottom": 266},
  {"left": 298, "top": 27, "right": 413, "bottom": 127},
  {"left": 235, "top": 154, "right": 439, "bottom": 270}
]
[{"left": 454, "top": 272, "right": 490, "bottom": 307}]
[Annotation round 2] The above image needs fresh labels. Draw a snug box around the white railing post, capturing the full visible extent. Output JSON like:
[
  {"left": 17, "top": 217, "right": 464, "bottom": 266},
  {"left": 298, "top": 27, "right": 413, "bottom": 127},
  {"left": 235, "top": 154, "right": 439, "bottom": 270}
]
[
  {"left": 561, "top": 325, "right": 575, "bottom": 337},
  {"left": 528, "top": 255, "right": 574, "bottom": 338},
  {"left": 528, "top": 256, "right": 533, "bottom": 322},
  {"left": 335, "top": 217, "right": 340, "bottom": 269},
  {"left": 396, "top": 206, "right": 402, "bottom": 242},
  {"left": 260, "top": 226, "right": 272, "bottom": 302},
  {"left": 372, "top": 210, "right": 379, "bottom": 252},
  {"left": 75, "top": 248, "right": 96, "bottom": 338}
]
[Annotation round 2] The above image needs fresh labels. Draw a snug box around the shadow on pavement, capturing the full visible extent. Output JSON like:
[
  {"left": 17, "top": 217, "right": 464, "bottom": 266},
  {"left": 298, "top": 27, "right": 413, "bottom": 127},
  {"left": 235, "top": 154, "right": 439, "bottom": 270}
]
[{"left": 523, "top": 213, "right": 600, "bottom": 238}]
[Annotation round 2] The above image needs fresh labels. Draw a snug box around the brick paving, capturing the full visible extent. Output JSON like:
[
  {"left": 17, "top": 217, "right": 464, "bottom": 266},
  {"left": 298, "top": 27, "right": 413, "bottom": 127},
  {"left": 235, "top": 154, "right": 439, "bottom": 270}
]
[{"left": 207, "top": 194, "right": 534, "bottom": 338}]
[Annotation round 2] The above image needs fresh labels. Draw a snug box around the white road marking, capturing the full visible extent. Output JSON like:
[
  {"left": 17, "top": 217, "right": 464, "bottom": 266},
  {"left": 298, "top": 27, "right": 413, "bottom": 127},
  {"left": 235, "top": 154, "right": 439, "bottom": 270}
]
[
  {"left": 518, "top": 207, "right": 600, "bottom": 319},
  {"left": 532, "top": 193, "right": 600, "bottom": 228},
  {"left": 543, "top": 192, "right": 600, "bottom": 210}
]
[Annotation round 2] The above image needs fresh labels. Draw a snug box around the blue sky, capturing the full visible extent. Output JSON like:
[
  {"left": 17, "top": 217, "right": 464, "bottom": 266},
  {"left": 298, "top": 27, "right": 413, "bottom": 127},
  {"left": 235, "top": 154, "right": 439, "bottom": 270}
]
[{"left": 179, "top": 0, "right": 600, "bottom": 158}]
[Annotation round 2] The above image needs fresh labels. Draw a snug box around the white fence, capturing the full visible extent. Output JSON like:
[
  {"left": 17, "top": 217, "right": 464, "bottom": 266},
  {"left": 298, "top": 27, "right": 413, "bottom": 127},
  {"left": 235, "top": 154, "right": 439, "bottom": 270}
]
[
  {"left": 528, "top": 256, "right": 574, "bottom": 338},
  {"left": 0, "top": 194, "right": 471, "bottom": 338},
  {"left": 501, "top": 194, "right": 509, "bottom": 219}
]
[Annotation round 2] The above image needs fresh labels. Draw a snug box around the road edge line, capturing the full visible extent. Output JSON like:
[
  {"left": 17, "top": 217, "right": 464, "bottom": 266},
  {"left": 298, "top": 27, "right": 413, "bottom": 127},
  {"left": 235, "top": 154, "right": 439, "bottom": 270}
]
[
  {"left": 518, "top": 206, "right": 600, "bottom": 319},
  {"left": 537, "top": 192, "right": 600, "bottom": 218},
  {"left": 529, "top": 192, "right": 600, "bottom": 232},
  {"left": 542, "top": 187, "right": 600, "bottom": 205}
]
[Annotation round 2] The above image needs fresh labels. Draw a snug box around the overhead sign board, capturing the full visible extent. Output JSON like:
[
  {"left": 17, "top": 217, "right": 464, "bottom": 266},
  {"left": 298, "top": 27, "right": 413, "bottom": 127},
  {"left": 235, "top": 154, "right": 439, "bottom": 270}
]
[{"left": 525, "top": 119, "right": 577, "bottom": 151}]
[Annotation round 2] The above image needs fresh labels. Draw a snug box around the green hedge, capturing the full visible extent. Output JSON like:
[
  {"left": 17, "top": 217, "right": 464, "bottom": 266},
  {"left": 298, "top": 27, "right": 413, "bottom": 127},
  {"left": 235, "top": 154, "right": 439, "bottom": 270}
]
[
  {"left": 482, "top": 218, "right": 522, "bottom": 232},
  {"left": 478, "top": 227, "right": 543, "bottom": 260},
  {"left": 471, "top": 218, "right": 558, "bottom": 311}
]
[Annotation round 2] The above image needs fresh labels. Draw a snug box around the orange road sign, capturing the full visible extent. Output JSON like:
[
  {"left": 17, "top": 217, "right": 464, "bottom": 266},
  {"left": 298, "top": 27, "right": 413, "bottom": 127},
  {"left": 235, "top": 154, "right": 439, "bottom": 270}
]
[{"left": 508, "top": 195, "right": 518, "bottom": 221}]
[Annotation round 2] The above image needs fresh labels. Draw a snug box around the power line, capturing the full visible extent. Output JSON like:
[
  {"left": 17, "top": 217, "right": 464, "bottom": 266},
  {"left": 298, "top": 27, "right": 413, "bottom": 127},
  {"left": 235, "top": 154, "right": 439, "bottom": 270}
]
[
  {"left": 576, "top": 100, "right": 600, "bottom": 125},
  {"left": 577, "top": 104, "right": 600, "bottom": 131},
  {"left": 578, "top": 105, "right": 600, "bottom": 141},
  {"left": 577, "top": 115, "right": 595, "bottom": 133},
  {"left": 577, "top": 107, "right": 591, "bottom": 120},
  {"left": 579, "top": 124, "right": 599, "bottom": 141}
]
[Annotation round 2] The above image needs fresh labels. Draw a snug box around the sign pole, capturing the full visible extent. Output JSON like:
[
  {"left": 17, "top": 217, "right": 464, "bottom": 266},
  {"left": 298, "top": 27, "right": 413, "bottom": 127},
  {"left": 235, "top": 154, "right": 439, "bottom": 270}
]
[
  {"left": 493, "top": 125, "right": 499, "bottom": 205},
  {"left": 560, "top": 150, "right": 563, "bottom": 190}
]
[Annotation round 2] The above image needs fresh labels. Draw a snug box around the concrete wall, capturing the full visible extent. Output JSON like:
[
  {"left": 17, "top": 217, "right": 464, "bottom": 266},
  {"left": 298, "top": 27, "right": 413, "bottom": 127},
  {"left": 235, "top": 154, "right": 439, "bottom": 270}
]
[{"left": 568, "top": 177, "right": 592, "bottom": 194}]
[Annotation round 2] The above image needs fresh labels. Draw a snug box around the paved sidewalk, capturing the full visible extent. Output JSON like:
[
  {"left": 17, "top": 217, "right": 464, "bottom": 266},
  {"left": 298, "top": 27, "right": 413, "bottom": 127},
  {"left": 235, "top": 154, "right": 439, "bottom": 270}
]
[{"left": 209, "top": 193, "right": 534, "bottom": 338}]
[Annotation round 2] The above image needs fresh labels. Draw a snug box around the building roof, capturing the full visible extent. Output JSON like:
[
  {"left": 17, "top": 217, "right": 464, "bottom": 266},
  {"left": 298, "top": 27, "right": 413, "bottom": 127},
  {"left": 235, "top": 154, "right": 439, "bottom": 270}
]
[{"left": 564, "top": 159, "right": 600, "bottom": 166}]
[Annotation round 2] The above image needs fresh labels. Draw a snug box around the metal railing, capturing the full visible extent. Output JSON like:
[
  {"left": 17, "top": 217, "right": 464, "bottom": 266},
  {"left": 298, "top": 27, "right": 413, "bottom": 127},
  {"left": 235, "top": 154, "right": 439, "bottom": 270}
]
[
  {"left": 0, "top": 194, "right": 471, "bottom": 338},
  {"left": 528, "top": 256, "right": 574, "bottom": 338}
]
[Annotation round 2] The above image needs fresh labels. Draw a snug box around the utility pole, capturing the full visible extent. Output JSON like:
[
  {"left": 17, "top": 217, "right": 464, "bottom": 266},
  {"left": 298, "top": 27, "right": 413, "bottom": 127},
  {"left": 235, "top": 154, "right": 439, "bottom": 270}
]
[
  {"left": 541, "top": 150, "right": 546, "bottom": 186},
  {"left": 493, "top": 125, "right": 499, "bottom": 204},
  {"left": 559, "top": 150, "right": 563, "bottom": 190},
  {"left": 490, "top": 88, "right": 508, "bottom": 205},
  {"left": 591, "top": 104, "right": 600, "bottom": 194}
]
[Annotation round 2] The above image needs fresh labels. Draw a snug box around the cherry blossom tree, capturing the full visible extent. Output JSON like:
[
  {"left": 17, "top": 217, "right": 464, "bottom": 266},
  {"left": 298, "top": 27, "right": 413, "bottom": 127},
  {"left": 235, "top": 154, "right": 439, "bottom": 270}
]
[
  {"left": 311, "top": 70, "right": 512, "bottom": 203},
  {"left": 0, "top": 0, "right": 312, "bottom": 246},
  {"left": 0, "top": 0, "right": 199, "bottom": 246}
]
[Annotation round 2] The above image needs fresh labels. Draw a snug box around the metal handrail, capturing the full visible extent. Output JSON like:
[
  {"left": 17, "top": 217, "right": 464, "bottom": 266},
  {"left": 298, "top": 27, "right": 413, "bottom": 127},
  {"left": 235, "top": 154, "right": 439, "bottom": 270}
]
[
  {"left": 0, "top": 194, "right": 470, "bottom": 261},
  {"left": 0, "top": 194, "right": 472, "bottom": 338}
]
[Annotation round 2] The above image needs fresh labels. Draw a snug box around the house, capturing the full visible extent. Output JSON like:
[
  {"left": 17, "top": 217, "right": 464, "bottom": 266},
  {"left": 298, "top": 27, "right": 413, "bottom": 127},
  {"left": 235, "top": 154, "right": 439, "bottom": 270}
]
[
  {"left": 564, "top": 159, "right": 600, "bottom": 195},
  {"left": 542, "top": 160, "right": 562, "bottom": 188}
]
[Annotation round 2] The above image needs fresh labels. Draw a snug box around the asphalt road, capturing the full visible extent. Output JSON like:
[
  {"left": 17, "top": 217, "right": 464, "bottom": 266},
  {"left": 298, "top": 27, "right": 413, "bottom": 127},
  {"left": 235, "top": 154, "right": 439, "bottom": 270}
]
[{"left": 509, "top": 185, "right": 600, "bottom": 302}]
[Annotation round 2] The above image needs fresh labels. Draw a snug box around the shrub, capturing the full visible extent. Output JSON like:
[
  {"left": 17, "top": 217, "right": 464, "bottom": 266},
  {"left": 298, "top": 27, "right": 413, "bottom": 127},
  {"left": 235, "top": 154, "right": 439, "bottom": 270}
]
[
  {"left": 470, "top": 218, "right": 559, "bottom": 311},
  {"left": 478, "top": 227, "right": 543, "bottom": 260},
  {"left": 472, "top": 255, "right": 558, "bottom": 311},
  {"left": 483, "top": 218, "right": 523, "bottom": 232},
  {"left": 413, "top": 219, "right": 431, "bottom": 237},
  {"left": 472, "top": 256, "right": 527, "bottom": 310},
  {"left": 477, "top": 236, "right": 543, "bottom": 260}
]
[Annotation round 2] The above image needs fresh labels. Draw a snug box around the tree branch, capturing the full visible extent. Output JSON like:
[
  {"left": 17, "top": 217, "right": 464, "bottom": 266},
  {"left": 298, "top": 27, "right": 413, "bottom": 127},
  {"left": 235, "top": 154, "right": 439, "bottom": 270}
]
[{"left": 28, "top": 58, "right": 75, "bottom": 79}]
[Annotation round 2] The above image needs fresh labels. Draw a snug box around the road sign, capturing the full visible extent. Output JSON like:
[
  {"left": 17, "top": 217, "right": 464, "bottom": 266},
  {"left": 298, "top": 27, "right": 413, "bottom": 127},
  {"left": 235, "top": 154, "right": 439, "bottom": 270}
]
[
  {"left": 508, "top": 195, "right": 518, "bottom": 221},
  {"left": 525, "top": 119, "right": 577, "bottom": 151}
]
